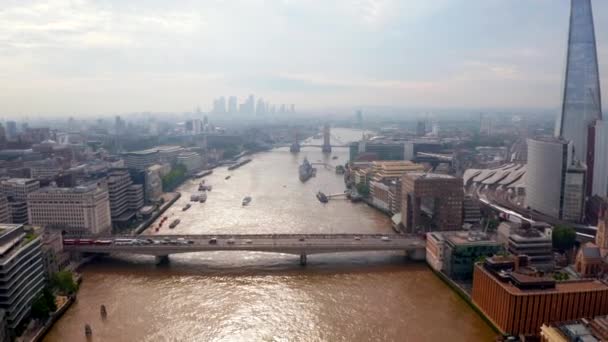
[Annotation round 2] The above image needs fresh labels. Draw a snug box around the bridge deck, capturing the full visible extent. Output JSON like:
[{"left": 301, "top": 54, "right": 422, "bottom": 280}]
[{"left": 64, "top": 234, "right": 426, "bottom": 256}]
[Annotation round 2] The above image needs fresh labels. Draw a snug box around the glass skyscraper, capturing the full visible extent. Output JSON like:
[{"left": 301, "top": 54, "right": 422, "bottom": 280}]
[{"left": 555, "top": 0, "right": 608, "bottom": 195}]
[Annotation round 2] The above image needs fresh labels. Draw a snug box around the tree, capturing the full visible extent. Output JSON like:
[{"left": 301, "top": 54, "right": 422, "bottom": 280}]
[
  {"left": 161, "top": 164, "right": 188, "bottom": 192},
  {"left": 51, "top": 271, "right": 78, "bottom": 295},
  {"left": 356, "top": 183, "right": 370, "bottom": 198},
  {"left": 222, "top": 146, "right": 240, "bottom": 159},
  {"left": 31, "top": 287, "right": 56, "bottom": 320},
  {"left": 552, "top": 225, "right": 577, "bottom": 252}
]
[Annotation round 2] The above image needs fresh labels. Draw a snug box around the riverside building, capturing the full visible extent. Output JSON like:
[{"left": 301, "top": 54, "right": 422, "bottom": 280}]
[
  {"left": 472, "top": 256, "right": 608, "bottom": 337},
  {"left": 107, "top": 169, "right": 144, "bottom": 228},
  {"left": 0, "top": 224, "right": 44, "bottom": 331},
  {"left": 27, "top": 182, "right": 112, "bottom": 235},
  {"left": 401, "top": 173, "right": 463, "bottom": 232},
  {"left": 0, "top": 178, "right": 40, "bottom": 224}
]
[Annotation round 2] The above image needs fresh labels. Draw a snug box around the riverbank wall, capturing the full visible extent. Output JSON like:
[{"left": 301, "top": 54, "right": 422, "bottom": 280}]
[
  {"left": 28, "top": 295, "right": 75, "bottom": 342},
  {"left": 133, "top": 192, "right": 181, "bottom": 235},
  {"left": 430, "top": 266, "right": 502, "bottom": 336}
]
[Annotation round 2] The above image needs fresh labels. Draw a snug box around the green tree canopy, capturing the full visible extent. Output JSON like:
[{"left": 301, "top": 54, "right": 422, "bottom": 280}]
[
  {"left": 161, "top": 164, "right": 188, "bottom": 192},
  {"left": 552, "top": 225, "right": 577, "bottom": 252},
  {"left": 31, "top": 287, "right": 57, "bottom": 320},
  {"left": 51, "top": 271, "right": 78, "bottom": 295},
  {"left": 356, "top": 183, "right": 370, "bottom": 197}
]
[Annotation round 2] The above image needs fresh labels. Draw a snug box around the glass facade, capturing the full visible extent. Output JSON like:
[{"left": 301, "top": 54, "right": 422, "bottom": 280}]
[{"left": 556, "top": 0, "right": 602, "bottom": 163}]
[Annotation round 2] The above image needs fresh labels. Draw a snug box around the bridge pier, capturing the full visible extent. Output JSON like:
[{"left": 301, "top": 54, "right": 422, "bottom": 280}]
[
  {"left": 406, "top": 248, "right": 426, "bottom": 261},
  {"left": 299, "top": 253, "right": 307, "bottom": 266},
  {"left": 290, "top": 143, "right": 301, "bottom": 153},
  {"left": 155, "top": 255, "right": 169, "bottom": 265}
]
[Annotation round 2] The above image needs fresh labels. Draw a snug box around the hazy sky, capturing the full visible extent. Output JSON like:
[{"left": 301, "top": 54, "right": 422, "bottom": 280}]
[{"left": 2, "top": 0, "right": 608, "bottom": 117}]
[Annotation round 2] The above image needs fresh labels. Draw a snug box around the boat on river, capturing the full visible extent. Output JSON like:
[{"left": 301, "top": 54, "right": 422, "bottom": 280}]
[
  {"left": 169, "top": 219, "right": 180, "bottom": 229},
  {"left": 242, "top": 196, "right": 252, "bottom": 206},
  {"left": 299, "top": 158, "right": 316, "bottom": 182},
  {"left": 316, "top": 191, "right": 329, "bottom": 203},
  {"left": 182, "top": 204, "right": 191, "bottom": 211}
]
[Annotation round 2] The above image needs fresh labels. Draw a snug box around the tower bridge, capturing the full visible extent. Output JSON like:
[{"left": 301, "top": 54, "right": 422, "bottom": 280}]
[{"left": 288, "top": 124, "right": 342, "bottom": 152}]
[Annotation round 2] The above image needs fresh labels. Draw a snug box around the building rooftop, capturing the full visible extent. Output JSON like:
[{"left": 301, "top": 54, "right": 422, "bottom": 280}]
[
  {"left": 405, "top": 172, "right": 456, "bottom": 180},
  {"left": 33, "top": 182, "right": 102, "bottom": 194},
  {"left": 433, "top": 231, "right": 500, "bottom": 247},
  {"left": 122, "top": 145, "right": 183, "bottom": 156},
  {"left": 0, "top": 224, "right": 35, "bottom": 262},
  {"left": 545, "top": 316, "right": 608, "bottom": 341},
  {"left": 0, "top": 178, "right": 38, "bottom": 186},
  {"left": 478, "top": 263, "right": 608, "bottom": 295}
]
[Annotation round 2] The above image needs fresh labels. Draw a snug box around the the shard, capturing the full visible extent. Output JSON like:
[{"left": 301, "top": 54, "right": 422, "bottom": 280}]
[{"left": 555, "top": 0, "right": 602, "bottom": 163}]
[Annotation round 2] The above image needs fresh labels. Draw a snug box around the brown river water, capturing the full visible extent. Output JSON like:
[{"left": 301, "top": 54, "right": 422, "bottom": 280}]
[{"left": 44, "top": 128, "right": 494, "bottom": 342}]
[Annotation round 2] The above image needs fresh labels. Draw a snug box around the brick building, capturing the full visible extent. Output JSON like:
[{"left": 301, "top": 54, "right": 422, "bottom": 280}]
[
  {"left": 401, "top": 172, "right": 463, "bottom": 232},
  {"left": 472, "top": 256, "right": 608, "bottom": 337}
]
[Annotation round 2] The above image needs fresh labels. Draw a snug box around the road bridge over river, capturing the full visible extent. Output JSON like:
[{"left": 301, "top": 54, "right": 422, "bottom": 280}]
[{"left": 64, "top": 233, "right": 427, "bottom": 265}]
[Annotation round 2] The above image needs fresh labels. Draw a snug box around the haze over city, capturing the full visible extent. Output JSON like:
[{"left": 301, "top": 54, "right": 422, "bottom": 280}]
[
  {"left": 3, "top": 0, "right": 608, "bottom": 341},
  {"left": 3, "top": 0, "right": 608, "bottom": 117}
]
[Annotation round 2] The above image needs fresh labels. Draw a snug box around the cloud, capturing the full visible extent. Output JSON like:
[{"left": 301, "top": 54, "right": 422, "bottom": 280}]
[{"left": 0, "top": 0, "right": 605, "bottom": 115}]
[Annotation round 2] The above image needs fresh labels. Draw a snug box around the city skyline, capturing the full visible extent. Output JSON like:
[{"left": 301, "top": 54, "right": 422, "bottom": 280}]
[{"left": 2, "top": 0, "right": 608, "bottom": 116}]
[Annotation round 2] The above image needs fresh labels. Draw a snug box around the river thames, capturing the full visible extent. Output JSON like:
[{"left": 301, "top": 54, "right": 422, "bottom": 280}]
[{"left": 44, "top": 128, "right": 494, "bottom": 341}]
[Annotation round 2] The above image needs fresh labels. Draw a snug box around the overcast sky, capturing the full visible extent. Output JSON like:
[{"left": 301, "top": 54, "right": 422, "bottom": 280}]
[{"left": 2, "top": 0, "right": 608, "bottom": 117}]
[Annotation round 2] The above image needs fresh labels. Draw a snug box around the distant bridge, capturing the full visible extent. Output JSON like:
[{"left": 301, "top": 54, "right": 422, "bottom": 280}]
[{"left": 64, "top": 234, "right": 426, "bottom": 265}]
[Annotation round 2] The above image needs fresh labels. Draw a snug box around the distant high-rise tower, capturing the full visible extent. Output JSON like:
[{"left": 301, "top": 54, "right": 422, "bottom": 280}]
[
  {"left": 416, "top": 120, "right": 425, "bottom": 136},
  {"left": 6, "top": 121, "right": 17, "bottom": 140},
  {"left": 555, "top": 0, "right": 605, "bottom": 197},
  {"left": 256, "top": 98, "right": 266, "bottom": 115},
  {"left": 228, "top": 96, "right": 237, "bottom": 114}
]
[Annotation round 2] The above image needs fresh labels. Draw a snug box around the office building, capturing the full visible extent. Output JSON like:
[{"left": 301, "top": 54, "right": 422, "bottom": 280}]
[
  {"left": 507, "top": 228, "right": 554, "bottom": 271},
  {"left": 0, "top": 224, "right": 44, "bottom": 330},
  {"left": 40, "top": 227, "right": 69, "bottom": 278},
  {"left": 554, "top": 0, "right": 606, "bottom": 198},
  {"left": 472, "top": 256, "right": 608, "bottom": 337},
  {"left": 121, "top": 149, "right": 159, "bottom": 170},
  {"left": 369, "top": 161, "right": 425, "bottom": 183},
  {"left": 480, "top": 114, "right": 493, "bottom": 136},
  {"left": 369, "top": 181, "right": 391, "bottom": 212},
  {"left": 0, "top": 197, "right": 9, "bottom": 224},
  {"left": 256, "top": 98, "right": 266, "bottom": 115},
  {"left": 349, "top": 141, "right": 407, "bottom": 161},
  {"left": 416, "top": 121, "right": 426, "bottom": 136},
  {"left": 176, "top": 152, "right": 203, "bottom": 172},
  {"left": 28, "top": 182, "right": 112, "bottom": 235},
  {"left": 462, "top": 195, "right": 482, "bottom": 224},
  {"left": 228, "top": 96, "right": 238, "bottom": 114},
  {"left": 387, "top": 180, "right": 402, "bottom": 215},
  {"left": 541, "top": 315, "right": 608, "bottom": 341},
  {"left": 26, "top": 159, "right": 62, "bottom": 180},
  {"left": 401, "top": 173, "right": 463, "bottom": 232},
  {"left": 427, "top": 231, "right": 503, "bottom": 280},
  {"left": 107, "top": 169, "right": 144, "bottom": 227},
  {"left": 121, "top": 146, "right": 184, "bottom": 170},
  {"left": 5, "top": 122, "right": 16, "bottom": 140},
  {"left": 212, "top": 97, "right": 226, "bottom": 114},
  {"left": 145, "top": 165, "right": 164, "bottom": 201},
  {"left": 157, "top": 146, "right": 184, "bottom": 164},
  {"left": 526, "top": 137, "right": 585, "bottom": 222},
  {"left": 0, "top": 178, "right": 40, "bottom": 224}
]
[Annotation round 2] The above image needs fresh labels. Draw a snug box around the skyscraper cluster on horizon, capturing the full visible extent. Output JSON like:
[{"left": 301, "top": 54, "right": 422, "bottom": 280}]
[
  {"left": 526, "top": 0, "right": 605, "bottom": 222},
  {"left": 211, "top": 95, "right": 295, "bottom": 116}
]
